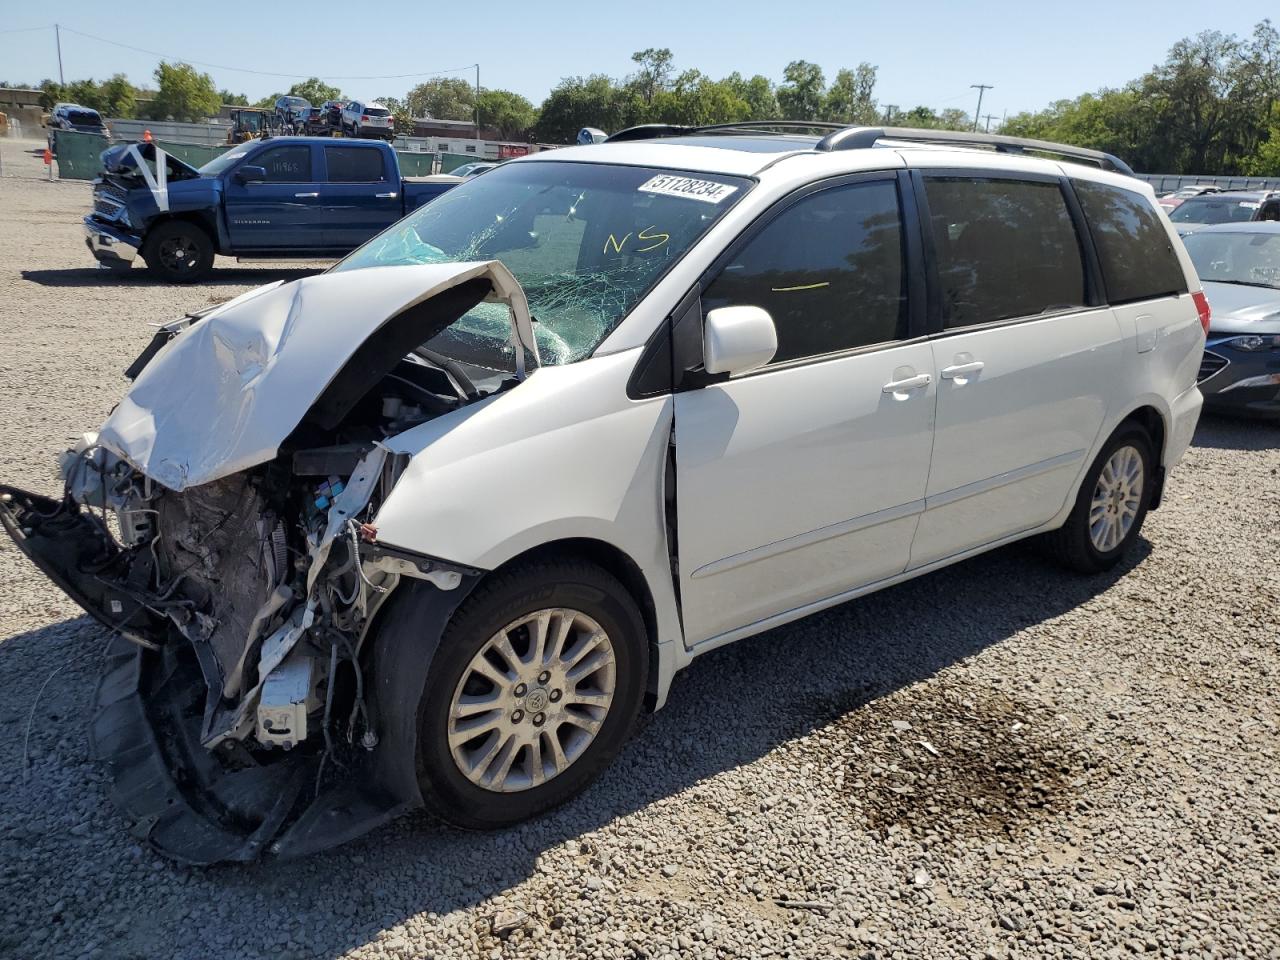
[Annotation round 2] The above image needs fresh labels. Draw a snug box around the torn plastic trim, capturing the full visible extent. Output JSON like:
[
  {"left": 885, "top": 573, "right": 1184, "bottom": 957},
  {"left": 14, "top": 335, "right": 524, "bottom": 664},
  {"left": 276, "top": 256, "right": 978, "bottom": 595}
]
[{"left": 97, "top": 261, "right": 539, "bottom": 492}]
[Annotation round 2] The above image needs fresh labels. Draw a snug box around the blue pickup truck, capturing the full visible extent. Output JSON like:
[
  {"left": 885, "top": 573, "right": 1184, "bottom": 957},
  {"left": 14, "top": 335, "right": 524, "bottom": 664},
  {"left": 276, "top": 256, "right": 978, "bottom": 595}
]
[{"left": 85, "top": 137, "right": 461, "bottom": 282}]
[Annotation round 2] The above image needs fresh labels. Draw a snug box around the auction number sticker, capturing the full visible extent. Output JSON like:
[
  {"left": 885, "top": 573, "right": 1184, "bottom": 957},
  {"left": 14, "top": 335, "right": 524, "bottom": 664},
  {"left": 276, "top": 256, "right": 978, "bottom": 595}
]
[{"left": 639, "top": 174, "right": 738, "bottom": 204}]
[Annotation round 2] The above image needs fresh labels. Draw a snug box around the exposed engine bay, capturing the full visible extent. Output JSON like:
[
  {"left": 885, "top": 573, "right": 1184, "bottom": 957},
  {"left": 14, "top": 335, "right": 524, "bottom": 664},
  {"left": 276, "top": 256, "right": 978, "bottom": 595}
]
[{"left": 0, "top": 261, "right": 536, "bottom": 862}]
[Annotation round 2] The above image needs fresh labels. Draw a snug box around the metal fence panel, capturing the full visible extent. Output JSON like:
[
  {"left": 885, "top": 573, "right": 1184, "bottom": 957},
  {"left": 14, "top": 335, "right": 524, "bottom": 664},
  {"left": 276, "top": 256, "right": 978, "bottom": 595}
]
[
  {"left": 108, "top": 119, "right": 230, "bottom": 146},
  {"left": 52, "top": 129, "right": 108, "bottom": 180},
  {"left": 394, "top": 151, "right": 438, "bottom": 176},
  {"left": 1136, "top": 173, "right": 1280, "bottom": 193},
  {"left": 438, "top": 152, "right": 476, "bottom": 173},
  {"left": 155, "top": 140, "right": 229, "bottom": 168}
]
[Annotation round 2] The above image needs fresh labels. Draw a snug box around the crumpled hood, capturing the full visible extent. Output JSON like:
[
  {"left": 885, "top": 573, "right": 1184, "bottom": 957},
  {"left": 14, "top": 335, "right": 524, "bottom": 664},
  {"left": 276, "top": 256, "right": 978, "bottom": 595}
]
[
  {"left": 97, "top": 261, "right": 538, "bottom": 491},
  {"left": 100, "top": 141, "right": 201, "bottom": 178},
  {"left": 1203, "top": 280, "right": 1280, "bottom": 335}
]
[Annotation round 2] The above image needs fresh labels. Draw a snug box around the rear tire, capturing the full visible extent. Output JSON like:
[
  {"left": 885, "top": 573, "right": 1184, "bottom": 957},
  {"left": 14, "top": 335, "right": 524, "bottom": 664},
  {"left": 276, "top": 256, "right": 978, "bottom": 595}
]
[
  {"left": 415, "top": 559, "right": 648, "bottom": 830},
  {"left": 142, "top": 221, "right": 214, "bottom": 284},
  {"left": 1039, "top": 423, "right": 1155, "bottom": 573}
]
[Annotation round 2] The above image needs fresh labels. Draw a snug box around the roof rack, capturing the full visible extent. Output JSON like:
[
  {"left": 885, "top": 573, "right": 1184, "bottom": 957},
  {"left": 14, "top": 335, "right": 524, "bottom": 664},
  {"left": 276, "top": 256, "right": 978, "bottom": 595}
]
[
  {"left": 604, "top": 121, "right": 847, "bottom": 142},
  {"left": 815, "top": 127, "right": 1135, "bottom": 175},
  {"left": 601, "top": 121, "right": 1135, "bottom": 176}
]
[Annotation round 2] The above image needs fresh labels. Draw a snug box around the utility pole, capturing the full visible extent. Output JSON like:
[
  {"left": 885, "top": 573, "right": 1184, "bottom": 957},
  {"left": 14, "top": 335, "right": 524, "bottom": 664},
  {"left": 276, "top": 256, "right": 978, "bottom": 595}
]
[
  {"left": 883, "top": 104, "right": 898, "bottom": 124},
  {"left": 982, "top": 114, "right": 997, "bottom": 132},
  {"left": 970, "top": 84, "right": 992, "bottom": 132},
  {"left": 474, "top": 64, "right": 480, "bottom": 141},
  {"left": 55, "top": 23, "right": 64, "bottom": 86}
]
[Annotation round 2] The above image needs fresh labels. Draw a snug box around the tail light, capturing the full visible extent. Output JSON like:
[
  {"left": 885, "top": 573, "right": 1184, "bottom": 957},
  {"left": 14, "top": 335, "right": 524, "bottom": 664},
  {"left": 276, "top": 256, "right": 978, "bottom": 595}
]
[
  {"left": 362, "top": 115, "right": 370, "bottom": 122},
  {"left": 1192, "top": 291, "right": 1211, "bottom": 335}
]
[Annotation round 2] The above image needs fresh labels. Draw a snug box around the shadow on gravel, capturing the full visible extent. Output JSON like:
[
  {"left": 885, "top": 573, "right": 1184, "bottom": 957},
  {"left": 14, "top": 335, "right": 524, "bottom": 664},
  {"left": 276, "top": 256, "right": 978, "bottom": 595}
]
[
  {"left": 1191, "top": 413, "right": 1280, "bottom": 451},
  {"left": 0, "top": 536, "right": 1150, "bottom": 958},
  {"left": 19, "top": 266, "right": 322, "bottom": 288}
]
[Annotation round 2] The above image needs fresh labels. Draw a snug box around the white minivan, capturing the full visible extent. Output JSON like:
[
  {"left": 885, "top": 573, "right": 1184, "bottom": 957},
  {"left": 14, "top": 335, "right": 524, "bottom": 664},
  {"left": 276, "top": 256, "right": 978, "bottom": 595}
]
[{"left": 1, "top": 124, "right": 1206, "bottom": 862}]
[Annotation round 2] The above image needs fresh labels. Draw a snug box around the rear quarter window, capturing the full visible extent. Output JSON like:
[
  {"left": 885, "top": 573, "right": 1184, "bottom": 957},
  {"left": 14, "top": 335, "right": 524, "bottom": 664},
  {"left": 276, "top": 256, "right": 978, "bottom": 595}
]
[
  {"left": 1074, "top": 181, "right": 1188, "bottom": 304},
  {"left": 325, "top": 146, "right": 386, "bottom": 182}
]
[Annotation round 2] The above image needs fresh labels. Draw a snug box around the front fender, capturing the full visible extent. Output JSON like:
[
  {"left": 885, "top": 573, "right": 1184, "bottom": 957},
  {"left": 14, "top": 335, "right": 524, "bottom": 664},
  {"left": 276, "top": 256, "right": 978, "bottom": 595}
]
[{"left": 374, "top": 349, "right": 684, "bottom": 655}]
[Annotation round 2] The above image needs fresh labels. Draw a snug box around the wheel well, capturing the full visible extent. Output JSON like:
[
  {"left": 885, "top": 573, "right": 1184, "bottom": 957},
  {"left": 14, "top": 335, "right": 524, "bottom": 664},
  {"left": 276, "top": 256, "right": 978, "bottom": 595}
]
[
  {"left": 1119, "top": 405, "right": 1168, "bottom": 509},
  {"left": 146, "top": 213, "right": 218, "bottom": 251},
  {"left": 488, "top": 538, "right": 661, "bottom": 707}
]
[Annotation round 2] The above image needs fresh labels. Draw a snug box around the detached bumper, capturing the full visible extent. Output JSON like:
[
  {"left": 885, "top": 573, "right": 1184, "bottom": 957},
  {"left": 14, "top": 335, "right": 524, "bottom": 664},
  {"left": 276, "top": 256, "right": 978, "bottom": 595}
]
[{"left": 83, "top": 218, "right": 140, "bottom": 268}]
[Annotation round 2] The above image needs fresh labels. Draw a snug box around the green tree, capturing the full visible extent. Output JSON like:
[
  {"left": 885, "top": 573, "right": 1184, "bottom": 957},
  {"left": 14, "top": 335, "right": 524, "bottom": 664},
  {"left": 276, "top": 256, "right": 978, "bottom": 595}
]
[
  {"left": 149, "top": 61, "right": 221, "bottom": 122},
  {"left": 725, "top": 73, "right": 779, "bottom": 119},
  {"left": 822, "top": 64, "right": 878, "bottom": 124},
  {"left": 535, "top": 74, "right": 640, "bottom": 142},
  {"left": 406, "top": 77, "right": 475, "bottom": 120},
  {"left": 476, "top": 89, "right": 537, "bottom": 139},
  {"left": 629, "top": 47, "right": 674, "bottom": 105},
  {"left": 777, "top": 60, "right": 825, "bottom": 121},
  {"left": 287, "top": 77, "right": 342, "bottom": 105},
  {"left": 99, "top": 74, "right": 137, "bottom": 117},
  {"left": 219, "top": 89, "right": 250, "bottom": 106}
]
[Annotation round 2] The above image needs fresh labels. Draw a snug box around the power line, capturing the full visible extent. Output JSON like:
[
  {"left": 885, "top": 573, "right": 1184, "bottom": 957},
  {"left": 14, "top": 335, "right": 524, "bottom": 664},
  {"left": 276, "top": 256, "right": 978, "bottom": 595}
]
[
  {"left": 0, "top": 24, "right": 55, "bottom": 35},
  {"left": 54, "top": 24, "right": 478, "bottom": 81}
]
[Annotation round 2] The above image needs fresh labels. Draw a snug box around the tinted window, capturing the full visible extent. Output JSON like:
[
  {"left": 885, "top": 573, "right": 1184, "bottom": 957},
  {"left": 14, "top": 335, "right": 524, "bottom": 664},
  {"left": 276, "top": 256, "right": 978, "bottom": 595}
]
[
  {"left": 924, "top": 177, "right": 1086, "bottom": 328},
  {"left": 1075, "top": 181, "right": 1188, "bottom": 303},
  {"left": 254, "top": 146, "right": 312, "bottom": 182},
  {"left": 325, "top": 146, "right": 386, "bottom": 182},
  {"left": 365, "top": 107, "right": 390, "bottom": 117},
  {"left": 702, "top": 179, "right": 907, "bottom": 363},
  {"left": 66, "top": 110, "right": 102, "bottom": 127}
]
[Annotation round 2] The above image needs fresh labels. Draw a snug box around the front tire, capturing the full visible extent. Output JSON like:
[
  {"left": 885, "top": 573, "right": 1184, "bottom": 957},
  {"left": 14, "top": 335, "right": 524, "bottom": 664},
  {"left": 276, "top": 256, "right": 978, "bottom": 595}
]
[
  {"left": 142, "top": 221, "right": 214, "bottom": 283},
  {"left": 416, "top": 559, "right": 648, "bottom": 829},
  {"left": 1040, "top": 423, "right": 1155, "bottom": 573}
]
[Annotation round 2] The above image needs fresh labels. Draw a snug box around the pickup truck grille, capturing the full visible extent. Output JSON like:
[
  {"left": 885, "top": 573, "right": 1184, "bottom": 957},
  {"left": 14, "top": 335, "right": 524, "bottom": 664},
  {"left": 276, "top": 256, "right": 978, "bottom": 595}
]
[
  {"left": 91, "top": 180, "right": 128, "bottom": 222},
  {"left": 1198, "top": 351, "right": 1229, "bottom": 383}
]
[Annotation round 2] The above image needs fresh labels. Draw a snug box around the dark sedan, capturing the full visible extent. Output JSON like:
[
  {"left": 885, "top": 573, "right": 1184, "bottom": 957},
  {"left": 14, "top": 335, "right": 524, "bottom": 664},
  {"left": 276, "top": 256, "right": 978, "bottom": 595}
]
[{"left": 1184, "top": 223, "right": 1280, "bottom": 419}]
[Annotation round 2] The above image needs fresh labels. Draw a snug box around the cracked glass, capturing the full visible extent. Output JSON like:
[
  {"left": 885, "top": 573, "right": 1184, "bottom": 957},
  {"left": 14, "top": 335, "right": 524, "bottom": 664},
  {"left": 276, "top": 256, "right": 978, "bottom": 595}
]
[{"left": 332, "top": 161, "right": 752, "bottom": 368}]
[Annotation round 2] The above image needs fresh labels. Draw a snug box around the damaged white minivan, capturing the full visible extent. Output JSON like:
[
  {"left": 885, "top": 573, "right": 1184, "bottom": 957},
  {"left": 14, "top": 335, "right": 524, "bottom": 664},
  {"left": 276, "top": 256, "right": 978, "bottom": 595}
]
[{"left": 1, "top": 125, "right": 1207, "bottom": 863}]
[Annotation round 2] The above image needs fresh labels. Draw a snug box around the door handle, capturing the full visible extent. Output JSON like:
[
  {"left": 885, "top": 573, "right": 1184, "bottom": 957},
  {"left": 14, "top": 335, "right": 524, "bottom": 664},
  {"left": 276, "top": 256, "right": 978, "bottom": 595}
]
[
  {"left": 882, "top": 373, "right": 932, "bottom": 394},
  {"left": 375, "top": 192, "right": 398, "bottom": 199},
  {"left": 940, "top": 360, "right": 985, "bottom": 379},
  {"left": 293, "top": 192, "right": 319, "bottom": 198}
]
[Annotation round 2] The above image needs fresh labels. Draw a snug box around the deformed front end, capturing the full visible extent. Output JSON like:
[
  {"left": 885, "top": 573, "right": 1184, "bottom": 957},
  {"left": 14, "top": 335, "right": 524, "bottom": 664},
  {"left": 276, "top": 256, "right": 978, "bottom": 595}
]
[{"left": 0, "top": 262, "right": 538, "bottom": 863}]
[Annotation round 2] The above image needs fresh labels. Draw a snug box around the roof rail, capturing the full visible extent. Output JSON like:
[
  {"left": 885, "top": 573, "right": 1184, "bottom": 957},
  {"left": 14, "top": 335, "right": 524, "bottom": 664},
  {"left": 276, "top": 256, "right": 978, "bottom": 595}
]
[
  {"left": 815, "top": 126, "right": 1135, "bottom": 175},
  {"left": 604, "top": 120, "right": 847, "bottom": 143}
]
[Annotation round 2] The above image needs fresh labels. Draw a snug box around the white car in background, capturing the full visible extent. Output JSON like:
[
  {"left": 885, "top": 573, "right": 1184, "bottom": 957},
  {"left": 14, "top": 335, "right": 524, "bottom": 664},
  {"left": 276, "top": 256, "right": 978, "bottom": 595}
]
[
  {"left": 0, "top": 123, "right": 1206, "bottom": 863},
  {"left": 341, "top": 99, "right": 395, "bottom": 140}
]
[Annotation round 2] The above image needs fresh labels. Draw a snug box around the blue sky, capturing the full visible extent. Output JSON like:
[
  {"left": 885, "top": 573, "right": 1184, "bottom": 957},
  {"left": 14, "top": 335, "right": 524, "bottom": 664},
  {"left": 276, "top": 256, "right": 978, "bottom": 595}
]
[{"left": 2, "top": 1, "right": 1276, "bottom": 119}]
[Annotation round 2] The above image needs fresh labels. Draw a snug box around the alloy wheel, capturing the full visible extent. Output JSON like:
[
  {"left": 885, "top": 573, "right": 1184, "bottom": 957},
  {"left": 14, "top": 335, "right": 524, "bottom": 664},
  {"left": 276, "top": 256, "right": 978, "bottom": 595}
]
[
  {"left": 447, "top": 607, "right": 617, "bottom": 793},
  {"left": 1089, "top": 444, "right": 1144, "bottom": 552}
]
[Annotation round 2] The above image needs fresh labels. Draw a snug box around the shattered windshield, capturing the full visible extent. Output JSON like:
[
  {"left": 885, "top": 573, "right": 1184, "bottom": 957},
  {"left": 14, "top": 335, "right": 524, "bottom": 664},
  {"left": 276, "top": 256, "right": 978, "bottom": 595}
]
[{"left": 331, "top": 161, "right": 752, "bottom": 366}]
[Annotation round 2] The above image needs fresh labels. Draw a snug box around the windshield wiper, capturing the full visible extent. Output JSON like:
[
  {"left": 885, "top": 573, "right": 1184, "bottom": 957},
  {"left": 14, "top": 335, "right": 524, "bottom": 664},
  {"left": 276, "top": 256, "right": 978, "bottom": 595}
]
[{"left": 1207, "top": 279, "right": 1280, "bottom": 289}]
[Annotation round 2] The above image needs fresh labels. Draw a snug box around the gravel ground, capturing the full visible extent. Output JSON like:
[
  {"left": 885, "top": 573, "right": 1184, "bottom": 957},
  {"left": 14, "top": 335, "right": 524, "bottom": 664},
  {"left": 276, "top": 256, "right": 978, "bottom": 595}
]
[{"left": 1, "top": 150, "right": 1278, "bottom": 960}]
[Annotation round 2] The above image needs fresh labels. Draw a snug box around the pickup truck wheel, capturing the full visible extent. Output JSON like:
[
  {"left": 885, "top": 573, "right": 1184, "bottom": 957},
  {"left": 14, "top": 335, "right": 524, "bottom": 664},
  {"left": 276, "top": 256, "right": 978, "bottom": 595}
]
[
  {"left": 415, "top": 559, "right": 648, "bottom": 829},
  {"left": 1039, "top": 423, "right": 1154, "bottom": 574},
  {"left": 142, "top": 221, "right": 214, "bottom": 283}
]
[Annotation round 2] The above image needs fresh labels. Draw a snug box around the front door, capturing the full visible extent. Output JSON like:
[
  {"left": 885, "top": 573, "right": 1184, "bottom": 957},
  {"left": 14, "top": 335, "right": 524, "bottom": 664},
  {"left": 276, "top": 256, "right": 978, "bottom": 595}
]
[
  {"left": 908, "top": 171, "right": 1124, "bottom": 567},
  {"left": 224, "top": 143, "right": 326, "bottom": 250},
  {"left": 321, "top": 144, "right": 403, "bottom": 248},
  {"left": 674, "top": 174, "right": 936, "bottom": 647}
]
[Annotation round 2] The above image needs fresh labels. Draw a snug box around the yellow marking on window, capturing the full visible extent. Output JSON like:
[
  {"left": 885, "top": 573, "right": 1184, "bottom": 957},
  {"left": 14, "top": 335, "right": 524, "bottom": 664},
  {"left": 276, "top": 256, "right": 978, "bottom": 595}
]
[
  {"left": 770, "top": 281, "right": 830, "bottom": 292},
  {"left": 603, "top": 232, "right": 632, "bottom": 254},
  {"left": 636, "top": 225, "right": 670, "bottom": 252}
]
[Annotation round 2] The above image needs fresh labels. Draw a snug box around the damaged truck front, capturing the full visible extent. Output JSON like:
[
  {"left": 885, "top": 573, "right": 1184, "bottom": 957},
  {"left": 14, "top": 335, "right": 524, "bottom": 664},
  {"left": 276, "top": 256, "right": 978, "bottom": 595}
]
[{"left": 0, "top": 261, "right": 540, "bottom": 863}]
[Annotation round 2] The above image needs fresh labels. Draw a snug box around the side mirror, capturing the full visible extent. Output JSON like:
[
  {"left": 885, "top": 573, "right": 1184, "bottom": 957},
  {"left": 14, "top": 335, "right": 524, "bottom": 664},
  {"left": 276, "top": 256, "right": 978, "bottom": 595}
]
[
  {"left": 235, "top": 165, "right": 267, "bottom": 184},
  {"left": 703, "top": 306, "right": 778, "bottom": 376}
]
